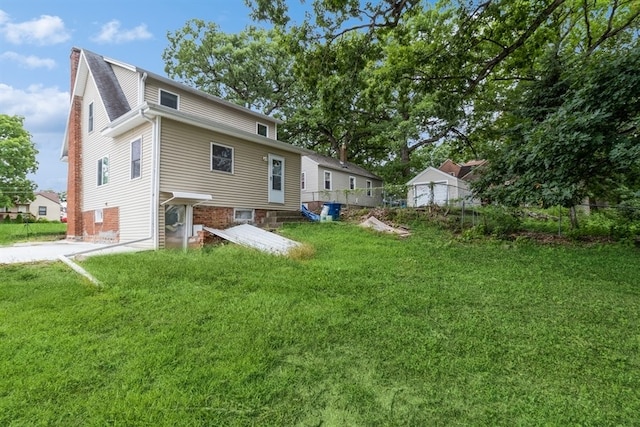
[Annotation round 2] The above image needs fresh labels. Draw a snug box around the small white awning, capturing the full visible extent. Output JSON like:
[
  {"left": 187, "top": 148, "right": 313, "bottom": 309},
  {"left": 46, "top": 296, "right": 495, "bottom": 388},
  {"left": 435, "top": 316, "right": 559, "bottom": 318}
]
[{"left": 161, "top": 191, "right": 213, "bottom": 206}]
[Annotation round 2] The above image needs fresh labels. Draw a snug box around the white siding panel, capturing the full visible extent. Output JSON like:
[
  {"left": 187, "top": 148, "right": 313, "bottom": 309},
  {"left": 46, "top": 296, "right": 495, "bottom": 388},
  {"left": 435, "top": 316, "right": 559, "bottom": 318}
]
[
  {"left": 159, "top": 120, "right": 300, "bottom": 210},
  {"left": 81, "top": 73, "right": 153, "bottom": 245},
  {"left": 145, "top": 79, "right": 277, "bottom": 138},
  {"left": 112, "top": 65, "right": 138, "bottom": 109}
]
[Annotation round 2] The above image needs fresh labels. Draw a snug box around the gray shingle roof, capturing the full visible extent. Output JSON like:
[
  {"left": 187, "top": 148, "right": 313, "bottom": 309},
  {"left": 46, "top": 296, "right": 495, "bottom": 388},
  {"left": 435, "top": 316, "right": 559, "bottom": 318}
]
[
  {"left": 305, "top": 153, "right": 382, "bottom": 180},
  {"left": 83, "top": 49, "right": 131, "bottom": 121}
]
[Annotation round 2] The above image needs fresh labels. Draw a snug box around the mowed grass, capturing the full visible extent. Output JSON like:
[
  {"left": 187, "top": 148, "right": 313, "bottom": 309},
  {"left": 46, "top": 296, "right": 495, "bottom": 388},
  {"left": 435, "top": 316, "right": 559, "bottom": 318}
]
[
  {"left": 0, "top": 222, "right": 67, "bottom": 245},
  {"left": 1, "top": 222, "right": 639, "bottom": 426}
]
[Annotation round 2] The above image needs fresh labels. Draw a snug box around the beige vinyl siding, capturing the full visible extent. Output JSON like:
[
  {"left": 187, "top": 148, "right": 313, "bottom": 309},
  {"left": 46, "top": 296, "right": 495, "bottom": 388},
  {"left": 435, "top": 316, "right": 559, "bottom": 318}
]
[
  {"left": 301, "top": 156, "right": 320, "bottom": 203},
  {"left": 145, "top": 79, "right": 277, "bottom": 138},
  {"left": 159, "top": 119, "right": 301, "bottom": 210},
  {"left": 81, "top": 74, "right": 154, "bottom": 245},
  {"left": 112, "top": 65, "right": 139, "bottom": 109},
  {"left": 28, "top": 195, "right": 60, "bottom": 221},
  {"left": 300, "top": 157, "right": 382, "bottom": 206}
]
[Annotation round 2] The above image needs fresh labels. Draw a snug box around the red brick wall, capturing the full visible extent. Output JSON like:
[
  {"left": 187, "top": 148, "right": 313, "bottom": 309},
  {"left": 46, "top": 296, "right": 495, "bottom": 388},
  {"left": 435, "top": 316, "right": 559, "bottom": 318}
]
[
  {"left": 66, "top": 48, "right": 83, "bottom": 240},
  {"left": 81, "top": 207, "right": 120, "bottom": 242},
  {"left": 192, "top": 206, "right": 234, "bottom": 229}
]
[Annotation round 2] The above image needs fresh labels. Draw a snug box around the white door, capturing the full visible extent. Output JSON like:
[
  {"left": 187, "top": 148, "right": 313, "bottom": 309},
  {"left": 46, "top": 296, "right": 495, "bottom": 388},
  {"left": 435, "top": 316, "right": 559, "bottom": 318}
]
[
  {"left": 268, "top": 154, "right": 285, "bottom": 204},
  {"left": 415, "top": 181, "right": 448, "bottom": 206}
]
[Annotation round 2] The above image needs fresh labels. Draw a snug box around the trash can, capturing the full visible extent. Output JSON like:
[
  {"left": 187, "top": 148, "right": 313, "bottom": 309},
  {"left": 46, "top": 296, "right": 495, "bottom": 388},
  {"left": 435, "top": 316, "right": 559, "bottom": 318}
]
[{"left": 323, "top": 202, "right": 342, "bottom": 221}]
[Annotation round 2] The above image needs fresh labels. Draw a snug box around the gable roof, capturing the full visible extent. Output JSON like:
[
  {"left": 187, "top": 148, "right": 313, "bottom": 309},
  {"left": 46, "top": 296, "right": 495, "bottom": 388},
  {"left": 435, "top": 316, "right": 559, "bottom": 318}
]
[
  {"left": 304, "top": 153, "right": 382, "bottom": 180},
  {"left": 83, "top": 49, "right": 131, "bottom": 121},
  {"left": 406, "top": 166, "right": 462, "bottom": 185},
  {"left": 35, "top": 191, "right": 60, "bottom": 204},
  {"left": 62, "top": 47, "right": 306, "bottom": 159}
]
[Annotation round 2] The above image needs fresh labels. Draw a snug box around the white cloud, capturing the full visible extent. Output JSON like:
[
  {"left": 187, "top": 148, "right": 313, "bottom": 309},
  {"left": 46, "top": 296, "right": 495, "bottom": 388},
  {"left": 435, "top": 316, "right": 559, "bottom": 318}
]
[
  {"left": 0, "top": 11, "right": 71, "bottom": 45},
  {"left": 92, "top": 20, "right": 153, "bottom": 44},
  {"left": 0, "top": 83, "right": 69, "bottom": 134},
  {"left": 1, "top": 83, "right": 69, "bottom": 191},
  {"left": 0, "top": 51, "right": 56, "bottom": 69}
]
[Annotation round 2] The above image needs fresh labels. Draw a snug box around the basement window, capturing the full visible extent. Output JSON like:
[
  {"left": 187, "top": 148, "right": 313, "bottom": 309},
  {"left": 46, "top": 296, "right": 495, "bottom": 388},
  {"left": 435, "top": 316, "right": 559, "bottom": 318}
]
[{"left": 234, "top": 209, "right": 254, "bottom": 223}]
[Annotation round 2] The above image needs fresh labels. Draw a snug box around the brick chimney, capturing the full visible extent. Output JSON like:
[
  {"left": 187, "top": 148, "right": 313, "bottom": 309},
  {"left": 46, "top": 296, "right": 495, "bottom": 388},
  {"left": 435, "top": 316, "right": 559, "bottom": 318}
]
[
  {"left": 66, "top": 48, "right": 83, "bottom": 240},
  {"left": 339, "top": 143, "right": 347, "bottom": 163}
]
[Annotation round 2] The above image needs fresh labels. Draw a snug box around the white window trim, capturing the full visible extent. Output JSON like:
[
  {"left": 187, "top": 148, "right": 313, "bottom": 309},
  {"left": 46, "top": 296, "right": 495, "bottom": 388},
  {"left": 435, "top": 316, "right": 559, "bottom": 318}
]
[
  {"left": 95, "top": 209, "right": 103, "bottom": 224},
  {"left": 88, "top": 101, "right": 94, "bottom": 133},
  {"left": 210, "top": 142, "right": 234, "bottom": 174},
  {"left": 256, "top": 122, "right": 269, "bottom": 137},
  {"left": 130, "top": 137, "right": 142, "bottom": 180},
  {"left": 324, "top": 170, "right": 332, "bottom": 191},
  {"left": 349, "top": 176, "right": 356, "bottom": 190},
  {"left": 159, "top": 89, "right": 179, "bottom": 109},
  {"left": 301, "top": 172, "right": 306, "bottom": 190},
  {"left": 234, "top": 208, "right": 255, "bottom": 223},
  {"left": 98, "top": 156, "right": 109, "bottom": 187},
  {"left": 366, "top": 180, "right": 372, "bottom": 197}
]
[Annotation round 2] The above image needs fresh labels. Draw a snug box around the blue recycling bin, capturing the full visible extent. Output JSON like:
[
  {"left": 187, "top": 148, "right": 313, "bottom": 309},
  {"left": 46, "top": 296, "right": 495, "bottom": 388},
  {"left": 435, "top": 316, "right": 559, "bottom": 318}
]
[{"left": 323, "top": 202, "right": 342, "bottom": 221}]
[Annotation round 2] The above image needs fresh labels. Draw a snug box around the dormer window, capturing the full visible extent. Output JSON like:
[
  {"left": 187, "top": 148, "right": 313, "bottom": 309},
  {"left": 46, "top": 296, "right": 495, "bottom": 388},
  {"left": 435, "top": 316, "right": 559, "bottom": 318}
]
[
  {"left": 257, "top": 123, "right": 268, "bottom": 137},
  {"left": 160, "top": 89, "right": 179, "bottom": 109}
]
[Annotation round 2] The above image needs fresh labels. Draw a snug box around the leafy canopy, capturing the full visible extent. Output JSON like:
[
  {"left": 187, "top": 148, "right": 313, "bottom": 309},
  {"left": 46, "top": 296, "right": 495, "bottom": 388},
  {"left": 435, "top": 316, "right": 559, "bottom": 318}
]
[{"left": 0, "top": 114, "right": 38, "bottom": 207}]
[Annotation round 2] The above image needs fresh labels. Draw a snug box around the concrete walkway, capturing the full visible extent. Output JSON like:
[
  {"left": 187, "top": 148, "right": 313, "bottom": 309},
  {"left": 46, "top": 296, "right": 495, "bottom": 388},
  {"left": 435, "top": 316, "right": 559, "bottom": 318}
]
[{"left": 0, "top": 240, "right": 145, "bottom": 264}]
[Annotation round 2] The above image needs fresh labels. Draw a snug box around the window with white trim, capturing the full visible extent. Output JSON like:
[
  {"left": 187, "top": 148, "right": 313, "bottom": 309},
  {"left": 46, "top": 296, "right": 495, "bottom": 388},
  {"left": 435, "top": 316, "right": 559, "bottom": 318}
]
[
  {"left": 131, "top": 138, "right": 141, "bottom": 179},
  {"left": 324, "top": 171, "right": 332, "bottom": 190},
  {"left": 211, "top": 143, "right": 233, "bottom": 173},
  {"left": 234, "top": 209, "right": 254, "bottom": 223},
  {"left": 366, "top": 180, "right": 372, "bottom": 196},
  {"left": 97, "top": 156, "right": 109, "bottom": 186},
  {"left": 257, "top": 123, "right": 268, "bottom": 137},
  {"left": 349, "top": 176, "right": 356, "bottom": 190},
  {"left": 160, "top": 89, "right": 179, "bottom": 109},
  {"left": 301, "top": 172, "right": 306, "bottom": 190},
  {"left": 88, "top": 102, "right": 94, "bottom": 132}
]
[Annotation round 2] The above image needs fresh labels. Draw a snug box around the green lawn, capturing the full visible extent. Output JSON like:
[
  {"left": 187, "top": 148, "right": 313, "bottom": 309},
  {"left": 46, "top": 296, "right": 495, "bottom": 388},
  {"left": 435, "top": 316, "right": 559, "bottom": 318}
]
[
  {"left": 0, "top": 222, "right": 67, "bottom": 245},
  {"left": 1, "top": 222, "right": 638, "bottom": 426}
]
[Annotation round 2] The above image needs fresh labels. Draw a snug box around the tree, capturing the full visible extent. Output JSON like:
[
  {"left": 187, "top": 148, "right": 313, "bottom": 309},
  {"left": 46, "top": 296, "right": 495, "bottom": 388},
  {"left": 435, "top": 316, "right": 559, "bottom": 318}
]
[
  {"left": 0, "top": 115, "right": 38, "bottom": 208},
  {"left": 472, "top": 42, "right": 640, "bottom": 226}
]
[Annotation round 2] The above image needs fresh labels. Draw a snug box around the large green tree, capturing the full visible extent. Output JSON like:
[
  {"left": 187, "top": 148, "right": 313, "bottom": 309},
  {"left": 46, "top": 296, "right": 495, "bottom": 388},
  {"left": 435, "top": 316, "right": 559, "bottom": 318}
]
[{"left": 0, "top": 114, "right": 38, "bottom": 208}]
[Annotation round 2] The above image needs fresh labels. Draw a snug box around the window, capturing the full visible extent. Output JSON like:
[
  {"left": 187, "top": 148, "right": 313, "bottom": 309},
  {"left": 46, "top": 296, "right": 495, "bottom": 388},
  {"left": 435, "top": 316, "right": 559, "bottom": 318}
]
[
  {"left": 257, "top": 123, "right": 268, "bottom": 137},
  {"left": 131, "top": 138, "right": 141, "bottom": 179},
  {"left": 98, "top": 156, "right": 109, "bottom": 186},
  {"left": 324, "top": 171, "right": 332, "bottom": 190},
  {"left": 234, "top": 209, "right": 254, "bottom": 223},
  {"left": 301, "top": 172, "right": 306, "bottom": 190},
  {"left": 366, "top": 180, "right": 372, "bottom": 196},
  {"left": 211, "top": 143, "right": 233, "bottom": 173},
  {"left": 349, "top": 176, "right": 356, "bottom": 190},
  {"left": 88, "top": 102, "right": 94, "bottom": 132},
  {"left": 160, "top": 89, "right": 179, "bottom": 109},
  {"left": 38, "top": 206, "right": 47, "bottom": 216}
]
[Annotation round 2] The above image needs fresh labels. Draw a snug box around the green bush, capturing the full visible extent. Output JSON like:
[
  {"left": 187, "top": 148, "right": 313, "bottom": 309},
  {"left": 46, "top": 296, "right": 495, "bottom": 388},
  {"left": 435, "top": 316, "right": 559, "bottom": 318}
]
[{"left": 477, "top": 205, "right": 522, "bottom": 238}]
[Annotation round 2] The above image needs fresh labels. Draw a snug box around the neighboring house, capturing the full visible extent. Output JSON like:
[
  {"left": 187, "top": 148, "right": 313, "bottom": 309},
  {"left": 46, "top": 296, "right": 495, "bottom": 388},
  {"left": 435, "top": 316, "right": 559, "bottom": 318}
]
[
  {"left": 301, "top": 152, "right": 383, "bottom": 210},
  {"left": 406, "top": 159, "right": 486, "bottom": 207},
  {"left": 28, "top": 191, "right": 62, "bottom": 221},
  {"left": 0, "top": 204, "right": 30, "bottom": 221},
  {"left": 61, "top": 47, "right": 309, "bottom": 249}
]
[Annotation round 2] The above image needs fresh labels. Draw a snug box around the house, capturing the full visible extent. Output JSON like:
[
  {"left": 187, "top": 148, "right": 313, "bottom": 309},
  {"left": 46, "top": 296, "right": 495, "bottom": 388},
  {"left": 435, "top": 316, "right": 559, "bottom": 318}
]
[
  {"left": 0, "top": 204, "right": 30, "bottom": 222},
  {"left": 61, "top": 47, "right": 309, "bottom": 249},
  {"left": 406, "top": 159, "right": 486, "bottom": 207},
  {"left": 301, "top": 151, "right": 383, "bottom": 210},
  {"left": 28, "top": 191, "right": 62, "bottom": 221}
]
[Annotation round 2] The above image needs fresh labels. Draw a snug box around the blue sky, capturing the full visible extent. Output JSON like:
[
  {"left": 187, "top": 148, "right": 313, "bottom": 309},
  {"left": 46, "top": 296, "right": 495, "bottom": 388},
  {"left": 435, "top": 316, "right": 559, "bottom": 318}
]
[{"left": 0, "top": 0, "right": 295, "bottom": 192}]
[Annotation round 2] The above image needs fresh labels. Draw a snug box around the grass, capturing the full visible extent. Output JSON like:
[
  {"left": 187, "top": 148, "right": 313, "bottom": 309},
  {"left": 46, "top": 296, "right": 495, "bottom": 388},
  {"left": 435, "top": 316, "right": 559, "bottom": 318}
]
[
  {"left": 0, "top": 222, "right": 67, "bottom": 245},
  {"left": 1, "top": 222, "right": 639, "bottom": 425}
]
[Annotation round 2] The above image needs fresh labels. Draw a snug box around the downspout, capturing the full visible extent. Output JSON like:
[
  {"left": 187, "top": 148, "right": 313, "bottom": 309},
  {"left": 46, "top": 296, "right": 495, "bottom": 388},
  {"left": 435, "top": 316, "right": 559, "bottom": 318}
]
[{"left": 140, "top": 72, "right": 160, "bottom": 249}]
